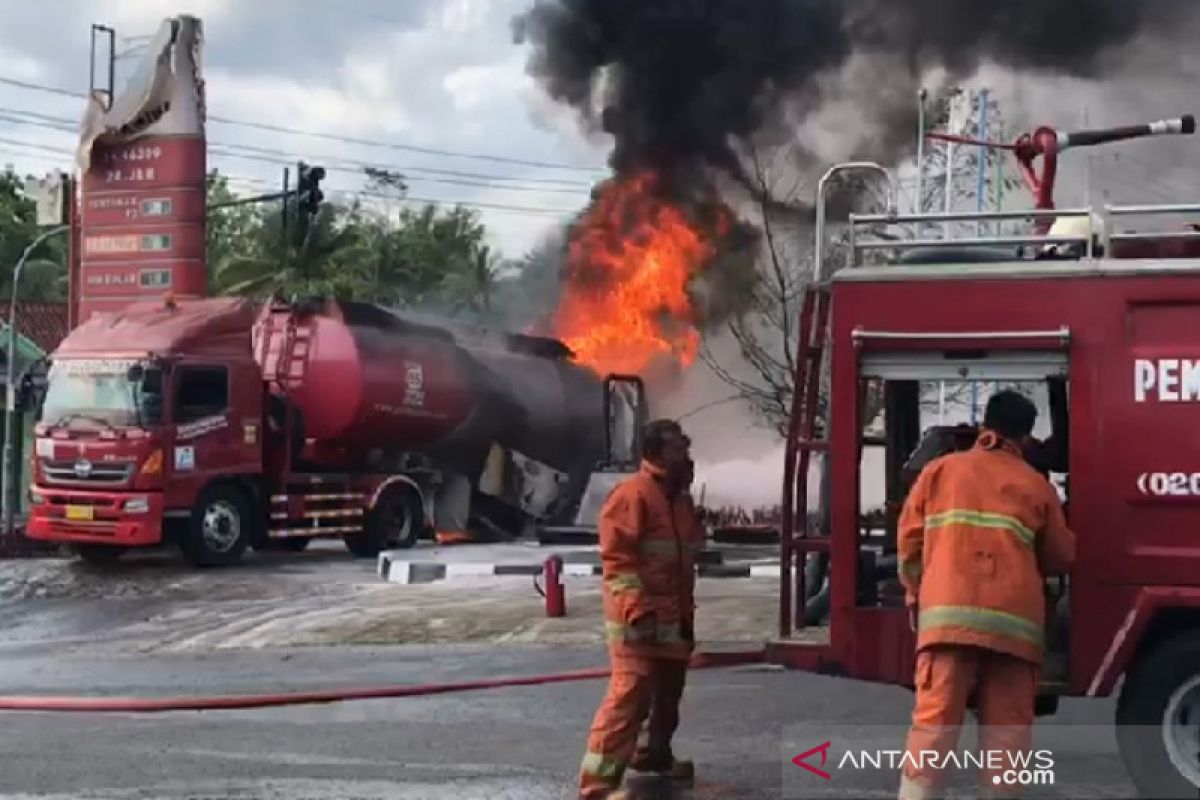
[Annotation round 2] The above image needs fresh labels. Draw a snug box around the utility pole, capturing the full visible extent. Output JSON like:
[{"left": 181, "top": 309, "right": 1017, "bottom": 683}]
[
  {"left": 975, "top": 88, "right": 990, "bottom": 236},
  {"left": 944, "top": 90, "right": 971, "bottom": 240},
  {"left": 1083, "top": 105, "right": 1093, "bottom": 206},
  {"left": 281, "top": 166, "right": 290, "bottom": 252},
  {"left": 915, "top": 88, "right": 927, "bottom": 216}
]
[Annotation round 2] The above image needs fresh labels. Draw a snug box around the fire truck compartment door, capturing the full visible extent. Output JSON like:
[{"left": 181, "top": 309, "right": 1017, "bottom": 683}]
[{"left": 859, "top": 351, "right": 1068, "bottom": 382}]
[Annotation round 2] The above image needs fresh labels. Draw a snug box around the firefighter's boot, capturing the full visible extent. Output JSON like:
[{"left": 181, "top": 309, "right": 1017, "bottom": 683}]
[{"left": 629, "top": 752, "right": 696, "bottom": 784}]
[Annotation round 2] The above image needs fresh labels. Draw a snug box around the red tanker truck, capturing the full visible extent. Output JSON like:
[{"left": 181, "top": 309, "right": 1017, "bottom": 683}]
[{"left": 24, "top": 295, "right": 641, "bottom": 566}]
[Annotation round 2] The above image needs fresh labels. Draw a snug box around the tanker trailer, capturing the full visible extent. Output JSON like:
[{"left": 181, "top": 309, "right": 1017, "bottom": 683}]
[{"left": 257, "top": 298, "right": 636, "bottom": 551}]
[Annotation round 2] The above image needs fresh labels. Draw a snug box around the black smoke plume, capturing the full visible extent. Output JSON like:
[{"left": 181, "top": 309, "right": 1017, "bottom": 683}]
[{"left": 515, "top": 0, "right": 1194, "bottom": 193}]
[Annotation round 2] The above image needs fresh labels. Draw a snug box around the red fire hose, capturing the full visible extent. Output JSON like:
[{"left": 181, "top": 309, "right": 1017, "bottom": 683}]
[{"left": 0, "top": 649, "right": 764, "bottom": 714}]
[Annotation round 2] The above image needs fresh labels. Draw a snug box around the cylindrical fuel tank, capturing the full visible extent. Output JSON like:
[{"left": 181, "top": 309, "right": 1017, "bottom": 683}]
[
  {"left": 463, "top": 346, "right": 608, "bottom": 476},
  {"left": 274, "top": 305, "right": 477, "bottom": 450},
  {"left": 257, "top": 301, "right": 609, "bottom": 477}
]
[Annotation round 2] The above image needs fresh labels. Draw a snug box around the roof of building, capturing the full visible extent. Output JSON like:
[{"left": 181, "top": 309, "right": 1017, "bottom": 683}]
[{"left": 0, "top": 302, "right": 70, "bottom": 354}]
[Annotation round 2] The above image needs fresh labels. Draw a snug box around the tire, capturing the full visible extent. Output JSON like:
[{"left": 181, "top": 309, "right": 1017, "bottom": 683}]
[
  {"left": 179, "top": 483, "right": 253, "bottom": 567},
  {"left": 75, "top": 543, "right": 125, "bottom": 564},
  {"left": 1117, "top": 630, "right": 1200, "bottom": 799},
  {"left": 344, "top": 483, "right": 423, "bottom": 558}
]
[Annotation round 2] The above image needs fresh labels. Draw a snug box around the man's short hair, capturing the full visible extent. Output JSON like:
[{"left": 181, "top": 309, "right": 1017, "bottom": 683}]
[
  {"left": 643, "top": 419, "right": 684, "bottom": 460},
  {"left": 983, "top": 390, "right": 1038, "bottom": 441}
]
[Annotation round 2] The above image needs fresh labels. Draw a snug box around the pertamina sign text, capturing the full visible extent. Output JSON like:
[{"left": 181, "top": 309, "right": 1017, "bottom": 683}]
[{"left": 1134, "top": 358, "right": 1200, "bottom": 402}]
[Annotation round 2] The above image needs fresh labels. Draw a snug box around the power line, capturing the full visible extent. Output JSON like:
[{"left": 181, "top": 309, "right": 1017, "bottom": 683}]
[
  {"left": 0, "top": 133, "right": 580, "bottom": 217},
  {"left": 0, "top": 134, "right": 73, "bottom": 158},
  {"left": 207, "top": 138, "right": 592, "bottom": 188},
  {"left": 0, "top": 74, "right": 607, "bottom": 174},
  {"left": 207, "top": 145, "right": 588, "bottom": 195},
  {"left": 0, "top": 105, "right": 595, "bottom": 195}
]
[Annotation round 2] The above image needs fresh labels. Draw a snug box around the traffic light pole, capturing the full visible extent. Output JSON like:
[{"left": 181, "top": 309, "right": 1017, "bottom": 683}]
[
  {"left": 207, "top": 190, "right": 294, "bottom": 211},
  {"left": 281, "top": 167, "right": 290, "bottom": 250}
]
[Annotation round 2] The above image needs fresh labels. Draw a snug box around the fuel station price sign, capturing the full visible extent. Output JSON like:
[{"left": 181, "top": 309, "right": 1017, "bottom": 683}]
[{"left": 79, "top": 137, "right": 207, "bottom": 320}]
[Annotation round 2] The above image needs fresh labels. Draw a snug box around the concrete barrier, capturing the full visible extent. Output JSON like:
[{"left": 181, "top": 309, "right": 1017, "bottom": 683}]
[{"left": 378, "top": 550, "right": 787, "bottom": 585}]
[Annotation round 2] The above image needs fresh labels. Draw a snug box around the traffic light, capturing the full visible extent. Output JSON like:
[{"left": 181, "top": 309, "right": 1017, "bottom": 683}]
[{"left": 296, "top": 161, "right": 325, "bottom": 218}]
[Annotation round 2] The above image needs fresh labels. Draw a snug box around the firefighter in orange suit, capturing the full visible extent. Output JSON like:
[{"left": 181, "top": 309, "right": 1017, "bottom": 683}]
[
  {"left": 896, "top": 390, "right": 1075, "bottom": 799},
  {"left": 578, "top": 419, "right": 704, "bottom": 800}
]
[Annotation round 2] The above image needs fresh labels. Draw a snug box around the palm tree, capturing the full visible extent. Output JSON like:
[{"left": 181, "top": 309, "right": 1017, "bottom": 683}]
[
  {"left": 215, "top": 205, "right": 371, "bottom": 298},
  {"left": 440, "top": 244, "right": 503, "bottom": 321}
]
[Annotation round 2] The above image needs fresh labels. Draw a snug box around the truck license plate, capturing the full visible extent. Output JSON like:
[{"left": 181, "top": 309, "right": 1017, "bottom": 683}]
[{"left": 65, "top": 505, "right": 94, "bottom": 521}]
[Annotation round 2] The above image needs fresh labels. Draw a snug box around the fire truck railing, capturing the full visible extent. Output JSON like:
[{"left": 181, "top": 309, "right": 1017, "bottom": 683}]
[
  {"left": 844, "top": 208, "right": 1094, "bottom": 267},
  {"left": 851, "top": 327, "right": 1071, "bottom": 344},
  {"left": 837, "top": 201, "right": 1200, "bottom": 270}
]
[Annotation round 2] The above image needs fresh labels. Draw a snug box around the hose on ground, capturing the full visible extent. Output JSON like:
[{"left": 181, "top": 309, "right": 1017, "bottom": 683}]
[{"left": 0, "top": 648, "right": 764, "bottom": 714}]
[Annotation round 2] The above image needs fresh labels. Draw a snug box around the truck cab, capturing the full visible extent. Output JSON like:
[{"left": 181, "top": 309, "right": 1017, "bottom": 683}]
[{"left": 26, "top": 297, "right": 265, "bottom": 565}]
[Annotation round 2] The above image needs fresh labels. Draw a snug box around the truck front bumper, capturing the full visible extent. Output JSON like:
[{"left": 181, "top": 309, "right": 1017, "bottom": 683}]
[{"left": 25, "top": 486, "right": 165, "bottom": 547}]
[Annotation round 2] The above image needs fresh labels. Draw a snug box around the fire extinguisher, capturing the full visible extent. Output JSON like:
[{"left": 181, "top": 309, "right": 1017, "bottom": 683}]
[{"left": 536, "top": 555, "right": 566, "bottom": 618}]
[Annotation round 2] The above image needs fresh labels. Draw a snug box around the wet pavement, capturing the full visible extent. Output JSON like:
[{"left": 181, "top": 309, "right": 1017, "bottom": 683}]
[
  {"left": 0, "top": 646, "right": 1131, "bottom": 799},
  {"left": 0, "top": 543, "right": 780, "bottom": 655},
  {"left": 0, "top": 545, "right": 1143, "bottom": 798}
]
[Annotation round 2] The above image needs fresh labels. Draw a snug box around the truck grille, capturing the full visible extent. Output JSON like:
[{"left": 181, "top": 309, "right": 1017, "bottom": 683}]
[{"left": 40, "top": 458, "right": 134, "bottom": 486}]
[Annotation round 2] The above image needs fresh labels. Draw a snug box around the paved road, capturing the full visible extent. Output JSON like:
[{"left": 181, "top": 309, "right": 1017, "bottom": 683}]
[{"left": 0, "top": 645, "right": 1136, "bottom": 799}]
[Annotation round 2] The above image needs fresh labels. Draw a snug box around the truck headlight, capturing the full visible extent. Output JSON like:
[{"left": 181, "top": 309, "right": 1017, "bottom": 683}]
[{"left": 124, "top": 496, "right": 150, "bottom": 513}]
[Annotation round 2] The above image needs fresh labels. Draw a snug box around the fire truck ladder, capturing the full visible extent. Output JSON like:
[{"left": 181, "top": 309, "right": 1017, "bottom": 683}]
[
  {"left": 273, "top": 311, "right": 312, "bottom": 392},
  {"left": 780, "top": 163, "right": 897, "bottom": 639},
  {"left": 780, "top": 285, "right": 830, "bottom": 637}
]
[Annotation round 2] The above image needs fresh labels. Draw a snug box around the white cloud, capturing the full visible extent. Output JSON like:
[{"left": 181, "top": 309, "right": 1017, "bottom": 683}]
[
  {"left": 206, "top": 69, "right": 413, "bottom": 136},
  {"left": 105, "top": 0, "right": 237, "bottom": 30},
  {"left": 0, "top": 44, "right": 48, "bottom": 82},
  {"left": 0, "top": 1, "right": 604, "bottom": 258}
]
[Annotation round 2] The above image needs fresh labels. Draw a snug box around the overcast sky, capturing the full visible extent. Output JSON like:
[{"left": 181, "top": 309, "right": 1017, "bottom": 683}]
[{"left": 0, "top": 0, "right": 609, "bottom": 258}]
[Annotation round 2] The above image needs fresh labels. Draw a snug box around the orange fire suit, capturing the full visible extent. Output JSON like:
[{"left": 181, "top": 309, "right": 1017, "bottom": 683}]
[
  {"left": 896, "top": 432, "right": 1075, "bottom": 799},
  {"left": 579, "top": 461, "right": 704, "bottom": 799}
]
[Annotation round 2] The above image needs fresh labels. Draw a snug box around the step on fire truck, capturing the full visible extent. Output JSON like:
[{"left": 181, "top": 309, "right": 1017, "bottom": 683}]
[{"left": 774, "top": 114, "right": 1200, "bottom": 796}]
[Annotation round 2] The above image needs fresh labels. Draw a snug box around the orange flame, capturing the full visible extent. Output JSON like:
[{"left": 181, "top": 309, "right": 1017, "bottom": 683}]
[{"left": 551, "top": 172, "right": 722, "bottom": 376}]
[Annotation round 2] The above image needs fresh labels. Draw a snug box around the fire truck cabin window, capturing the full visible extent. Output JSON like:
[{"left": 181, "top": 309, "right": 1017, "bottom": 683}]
[{"left": 174, "top": 366, "right": 229, "bottom": 424}]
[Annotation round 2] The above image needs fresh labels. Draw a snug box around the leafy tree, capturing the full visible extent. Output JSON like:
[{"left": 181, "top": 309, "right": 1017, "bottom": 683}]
[
  {"left": 204, "top": 169, "right": 514, "bottom": 325},
  {"left": 438, "top": 244, "right": 503, "bottom": 319},
  {"left": 205, "top": 171, "right": 264, "bottom": 288},
  {"left": 214, "top": 203, "right": 370, "bottom": 298},
  {"left": 0, "top": 169, "right": 68, "bottom": 303}
]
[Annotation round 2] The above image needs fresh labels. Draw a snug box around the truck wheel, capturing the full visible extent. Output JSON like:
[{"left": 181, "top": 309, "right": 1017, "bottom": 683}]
[
  {"left": 180, "top": 484, "right": 252, "bottom": 567},
  {"left": 75, "top": 544, "right": 125, "bottom": 564},
  {"left": 1117, "top": 630, "right": 1200, "bottom": 798},
  {"left": 345, "top": 484, "right": 423, "bottom": 557}
]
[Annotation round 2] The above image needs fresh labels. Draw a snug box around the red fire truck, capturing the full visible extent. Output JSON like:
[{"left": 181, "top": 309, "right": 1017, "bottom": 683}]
[
  {"left": 774, "top": 116, "right": 1200, "bottom": 796},
  {"left": 24, "top": 296, "right": 642, "bottom": 567}
]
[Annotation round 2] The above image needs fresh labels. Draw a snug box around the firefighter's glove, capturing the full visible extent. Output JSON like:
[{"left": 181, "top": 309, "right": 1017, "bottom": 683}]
[{"left": 629, "top": 614, "right": 658, "bottom": 643}]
